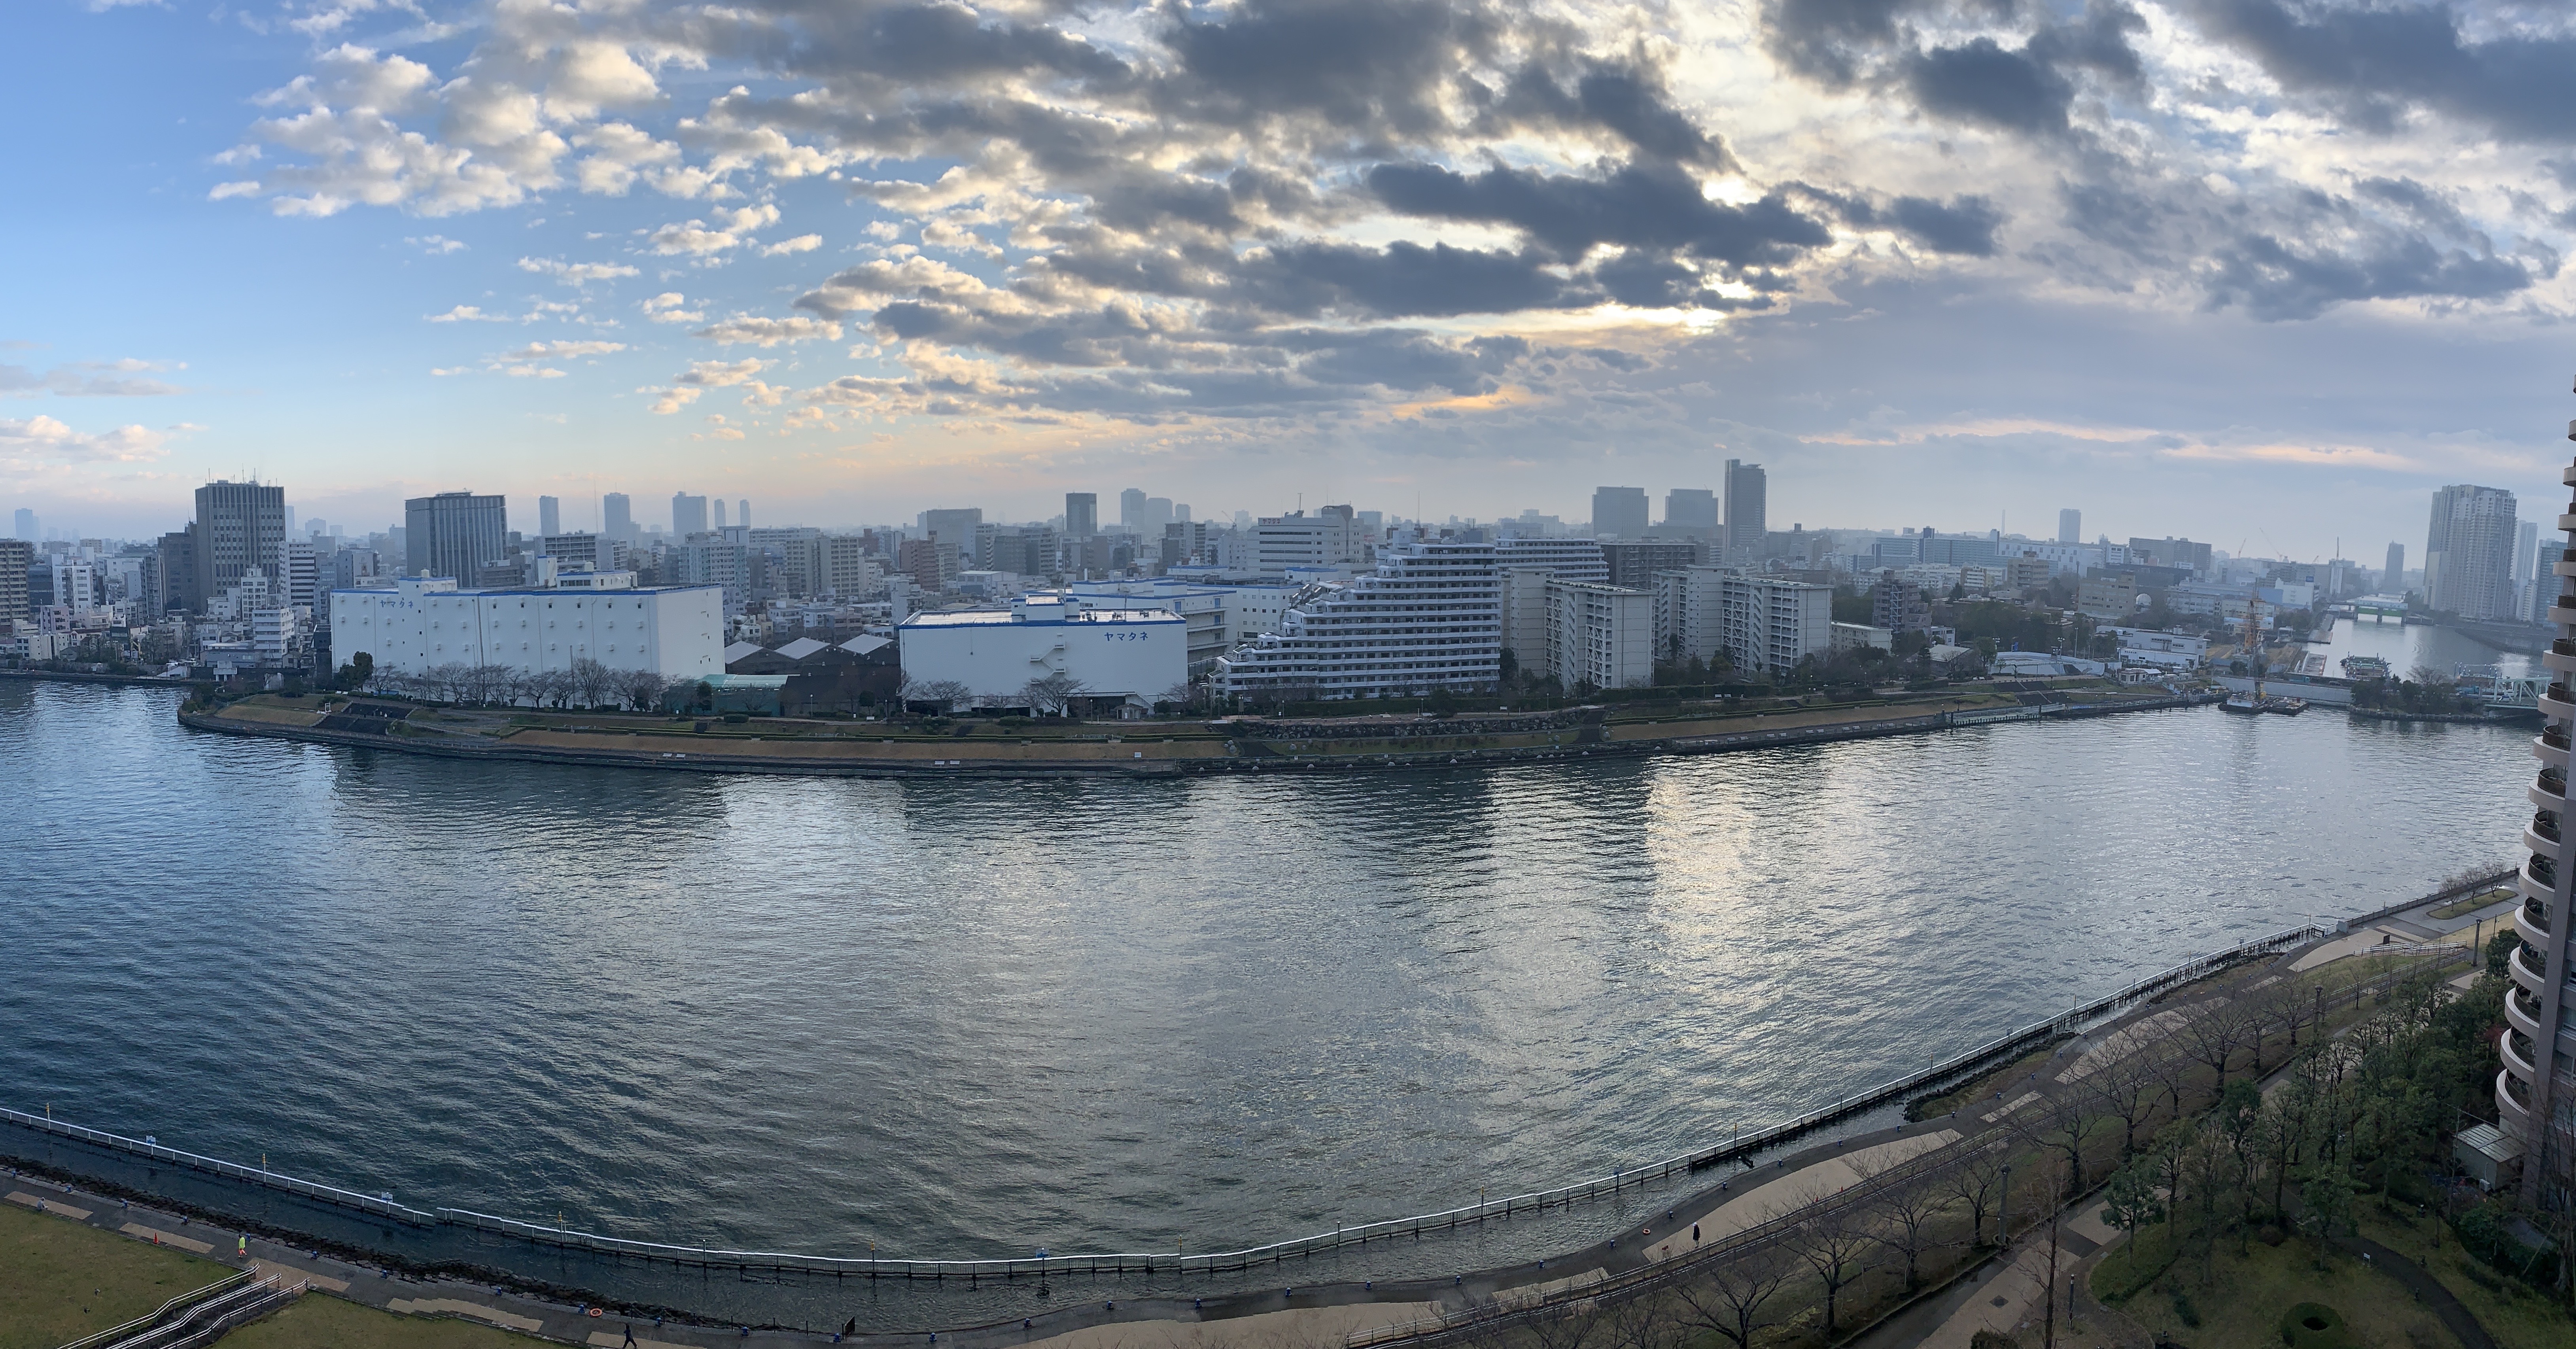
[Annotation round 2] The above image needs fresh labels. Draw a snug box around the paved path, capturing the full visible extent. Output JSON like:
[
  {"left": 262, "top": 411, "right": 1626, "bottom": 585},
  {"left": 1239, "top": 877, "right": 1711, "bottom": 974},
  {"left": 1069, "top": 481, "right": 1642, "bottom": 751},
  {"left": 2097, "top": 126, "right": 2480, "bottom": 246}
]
[{"left": 2332, "top": 1236, "right": 2496, "bottom": 1349}]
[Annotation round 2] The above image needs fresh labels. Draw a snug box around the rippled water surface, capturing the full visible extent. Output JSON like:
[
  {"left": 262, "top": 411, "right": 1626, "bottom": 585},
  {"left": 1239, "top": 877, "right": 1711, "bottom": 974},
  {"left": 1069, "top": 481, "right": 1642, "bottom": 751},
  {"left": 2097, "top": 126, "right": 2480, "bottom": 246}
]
[{"left": 0, "top": 682, "right": 2537, "bottom": 1266}]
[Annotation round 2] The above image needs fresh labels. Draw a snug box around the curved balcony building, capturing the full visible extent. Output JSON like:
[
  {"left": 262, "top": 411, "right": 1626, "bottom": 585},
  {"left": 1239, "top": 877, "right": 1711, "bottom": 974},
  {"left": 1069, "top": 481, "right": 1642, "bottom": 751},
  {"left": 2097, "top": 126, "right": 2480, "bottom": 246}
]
[{"left": 2502, "top": 432, "right": 2576, "bottom": 1201}]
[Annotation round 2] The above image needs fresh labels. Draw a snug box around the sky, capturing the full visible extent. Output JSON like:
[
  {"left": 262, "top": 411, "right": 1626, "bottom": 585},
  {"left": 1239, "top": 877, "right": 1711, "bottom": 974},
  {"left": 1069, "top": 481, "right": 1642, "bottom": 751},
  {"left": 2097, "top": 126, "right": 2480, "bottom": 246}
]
[{"left": 4, "top": 0, "right": 2575, "bottom": 559}]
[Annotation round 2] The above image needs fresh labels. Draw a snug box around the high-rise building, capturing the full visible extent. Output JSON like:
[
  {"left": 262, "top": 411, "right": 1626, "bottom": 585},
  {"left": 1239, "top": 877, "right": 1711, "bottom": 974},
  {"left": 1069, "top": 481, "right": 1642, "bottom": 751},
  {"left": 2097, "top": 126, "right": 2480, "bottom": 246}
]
[
  {"left": 2517, "top": 520, "right": 2543, "bottom": 622},
  {"left": 2424, "top": 484, "right": 2518, "bottom": 619},
  {"left": 1065, "top": 492, "right": 1099, "bottom": 537},
  {"left": 156, "top": 527, "right": 199, "bottom": 615},
  {"left": 713, "top": 498, "right": 729, "bottom": 531},
  {"left": 1252, "top": 506, "right": 1362, "bottom": 569},
  {"left": 0, "top": 539, "right": 28, "bottom": 622},
  {"left": 537, "top": 496, "right": 560, "bottom": 537},
  {"left": 672, "top": 492, "right": 709, "bottom": 538},
  {"left": 1600, "top": 541, "right": 1701, "bottom": 590},
  {"left": 2503, "top": 436, "right": 2575, "bottom": 1209},
  {"left": 1723, "top": 460, "right": 1767, "bottom": 556},
  {"left": 738, "top": 499, "right": 750, "bottom": 529},
  {"left": 919, "top": 509, "right": 984, "bottom": 564},
  {"left": 1215, "top": 539, "right": 1501, "bottom": 698},
  {"left": 404, "top": 491, "right": 508, "bottom": 582},
  {"left": 1540, "top": 581, "right": 1654, "bottom": 691},
  {"left": 11, "top": 509, "right": 34, "bottom": 542},
  {"left": 1492, "top": 537, "right": 1608, "bottom": 583},
  {"left": 2058, "top": 509, "right": 2081, "bottom": 545},
  {"left": 276, "top": 539, "right": 320, "bottom": 609},
  {"left": 1120, "top": 488, "right": 1148, "bottom": 531},
  {"left": 1591, "top": 486, "right": 1649, "bottom": 541},
  {"left": 1663, "top": 488, "right": 1718, "bottom": 536},
  {"left": 603, "top": 492, "right": 634, "bottom": 543},
  {"left": 2533, "top": 537, "right": 2561, "bottom": 624},
  {"left": 2385, "top": 542, "right": 2406, "bottom": 594},
  {"left": 193, "top": 479, "right": 287, "bottom": 606}
]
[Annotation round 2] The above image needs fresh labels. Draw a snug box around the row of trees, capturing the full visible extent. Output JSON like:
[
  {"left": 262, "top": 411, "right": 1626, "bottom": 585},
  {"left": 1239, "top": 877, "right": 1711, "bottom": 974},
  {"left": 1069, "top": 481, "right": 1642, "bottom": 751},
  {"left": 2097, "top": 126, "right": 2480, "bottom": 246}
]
[
  {"left": 352, "top": 658, "right": 686, "bottom": 712},
  {"left": 1415, "top": 948, "right": 2518, "bottom": 1349}
]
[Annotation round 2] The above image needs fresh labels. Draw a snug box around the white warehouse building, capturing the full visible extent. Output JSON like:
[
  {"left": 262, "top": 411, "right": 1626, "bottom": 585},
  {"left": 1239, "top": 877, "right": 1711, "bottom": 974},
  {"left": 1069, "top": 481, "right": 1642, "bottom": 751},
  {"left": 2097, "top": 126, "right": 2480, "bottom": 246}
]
[
  {"left": 898, "top": 596, "right": 1187, "bottom": 714},
  {"left": 329, "top": 572, "right": 724, "bottom": 681}
]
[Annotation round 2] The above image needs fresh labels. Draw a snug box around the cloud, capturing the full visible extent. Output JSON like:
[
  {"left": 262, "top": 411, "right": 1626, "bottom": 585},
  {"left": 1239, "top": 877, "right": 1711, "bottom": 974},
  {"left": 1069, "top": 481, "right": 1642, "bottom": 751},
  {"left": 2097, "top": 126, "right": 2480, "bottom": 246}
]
[
  {"left": 496, "top": 340, "right": 627, "bottom": 361},
  {"left": 761, "top": 233, "right": 823, "bottom": 256},
  {"left": 690, "top": 315, "right": 843, "bottom": 345},
  {"left": 0, "top": 359, "right": 191, "bottom": 398},
  {"left": 643, "top": 385, "right": 703, "bottom": 414},
  {"left": 0, "top": 414, "right": 176, "bottom": 463},
  {"left": 647, "top": 203, "right": 783, "bottom": 255},
  {"left": 2190, "top": 0, "right": 2576, "bottom": 145},
  {"left": 675, "top": 359, "right": 765, "bottom": 387},
  {"left": 519, "top": 256, "right": 639, "bottom": 284},
  {"left": 643, "top": 291, "right": 705, "bottom": 323},
  {"left": 405, "top": 233, "right": 466, "bottom": 254},
  {"left": 427, "top": 304, "right": 503, "bottom": 322},
  {"left": 502, "top": 365, "right": 568, "bottom": 378}
]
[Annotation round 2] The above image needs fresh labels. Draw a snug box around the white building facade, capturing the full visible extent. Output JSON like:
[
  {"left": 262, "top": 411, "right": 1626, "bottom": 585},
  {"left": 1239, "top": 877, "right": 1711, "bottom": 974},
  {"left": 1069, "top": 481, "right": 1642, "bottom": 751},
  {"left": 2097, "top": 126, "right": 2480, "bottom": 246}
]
[
  {"left": 328, "top": 573, "right": 723, "bottom": 681},
  {"left": 1657, "top": 567, "right": 1832, "bottom": 673},
  {"left": 1215, "top": 539, "right": 1501, "bottom": 699},
  {"left": 897, "top": 596, "right": 1186, "bottom": 711},
  {"left": 1542, "top": 580, "right": 1653, "bottom": 691}
]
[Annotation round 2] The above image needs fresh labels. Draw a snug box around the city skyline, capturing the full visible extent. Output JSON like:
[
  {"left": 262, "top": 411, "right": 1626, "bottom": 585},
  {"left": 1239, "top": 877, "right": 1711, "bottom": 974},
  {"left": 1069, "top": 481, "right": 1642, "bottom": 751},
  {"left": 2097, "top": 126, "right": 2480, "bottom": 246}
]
[{"left": 8, "top": 0, "right": 2576, "bottom": 557}]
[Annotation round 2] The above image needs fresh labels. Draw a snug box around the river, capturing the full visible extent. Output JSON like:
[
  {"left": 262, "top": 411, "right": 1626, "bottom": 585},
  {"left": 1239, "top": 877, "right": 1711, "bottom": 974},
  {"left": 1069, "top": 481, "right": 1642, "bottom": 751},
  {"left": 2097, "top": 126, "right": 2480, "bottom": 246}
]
[{"left": 0, "top": 680, "right": 2538, "bottom": 1324}]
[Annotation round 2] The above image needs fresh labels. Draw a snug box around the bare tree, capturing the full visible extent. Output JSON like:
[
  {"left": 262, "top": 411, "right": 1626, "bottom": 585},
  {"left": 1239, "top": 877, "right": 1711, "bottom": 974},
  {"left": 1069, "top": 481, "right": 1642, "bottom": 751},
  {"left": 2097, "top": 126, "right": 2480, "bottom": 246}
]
[
  {"left": 2093, "top": 1051, "right": 2165, "bottom": 1163},
  {"left": 1788, "top": 1201, "right": 1879, "bottom": 1340},
  {"left": 1667, "top": 1243, "right": 1797, "bottom": 1349},
  {"left": 618, "top": 668, "right": 670, "bottom": 712},
  {"left": 2175, "top": 1001, "right": 2243, "bottom": 1091},
  {"left": 1519, "top": 1300, "right": 1604, "bottom": 1349},
  {"left": 1598, "top": 1289, "right": 1683, "bottom": 1349},
  {"left": 1939, "top": 1145, "right": 2009, "bottom": 1248},
  {"left": 2010, "top": 1082, "right": 2097, "bottom": 1201},
  {"left": 569, "top": 657, "right": 611, "bottom": 708},
  {"left": 1866, "top": 1164, "right": 1953, "bottom": 1292},
  {"left": 909, "top": 678, "right": 971, "bottom": 714},
  {"left": 1021, "top": 669, "right": 1086, "bottom": 716}
]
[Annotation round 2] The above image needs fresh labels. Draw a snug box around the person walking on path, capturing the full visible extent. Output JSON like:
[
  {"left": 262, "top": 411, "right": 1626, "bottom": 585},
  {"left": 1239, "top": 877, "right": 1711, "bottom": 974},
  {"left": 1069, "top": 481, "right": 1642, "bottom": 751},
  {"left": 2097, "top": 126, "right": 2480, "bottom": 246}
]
[{"left": 623, "top": 1324, "right": 638, "bottom": 1349}]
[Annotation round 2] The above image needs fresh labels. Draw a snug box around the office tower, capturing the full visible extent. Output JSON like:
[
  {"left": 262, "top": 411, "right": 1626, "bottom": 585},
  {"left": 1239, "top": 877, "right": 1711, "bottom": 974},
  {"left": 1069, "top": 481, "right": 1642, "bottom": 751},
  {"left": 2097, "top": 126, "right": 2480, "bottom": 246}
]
[
  {"left": 2424, "top": 484, "right": 2518, "bottom": 619},
  {"left": 1591, "top": 486, "right": 1649, "bottom": 540},
  {"left": 603, "top": 492, "right": 634, "bottom": 543},
  {"left": 153, "top": 527, "right": 198, "bottom": 614},
  {"left": 11, "top": 509, "right": 34, "bottom": 542},
  {"left": 673, "top": 492, "right": 709, "bottom": 537},
  {"left": 276, "top": 539, "right": 320, "bottom": 609},
  {"left": 919, "top": 508, "right": 983, "bottom": 565},
  {"left": 1143, "top": 497, "right": 1174, "bottom": 534},
  {"left": 0, "top": 539, "right": 28, "bottom": 621},
  {"left": 1120, "top": 488, "right": 1148, "bottom": 530},
  {"left": 1663, "top": 488, "right": 1717, "bottom": 535},
  {"left": 1723, "top": 460, "right": 1767, "bottom": 554},
  {"left": 713, "top": 498, "right": 728, "bottom": 531},
  {"left": 2535, "top": 537, "right": 2560, "bottom": 624},
  {"left": 738, "top": 499, "right": 750, "bottom": 529},
  {"left": 2058, "top": 509, "right": 2081, "bottom": 545},
  {"left": 1175, "top": 504, "right": 1192, "bottom": 524},
  {"left": 404, "top": 491, "right": 508, "bottom": 582},
  {"left": 539, "top": 496, "right": 561, "bottom": 537},
  {"left": 193, "top": 479, "right": 288, "bottom": 604},
  {"left": 2385, "top": 542, "right": 2405, "bottom": 594},
  {"left": 1065, "top": 492, "right": 1099, "bottom": 537}
]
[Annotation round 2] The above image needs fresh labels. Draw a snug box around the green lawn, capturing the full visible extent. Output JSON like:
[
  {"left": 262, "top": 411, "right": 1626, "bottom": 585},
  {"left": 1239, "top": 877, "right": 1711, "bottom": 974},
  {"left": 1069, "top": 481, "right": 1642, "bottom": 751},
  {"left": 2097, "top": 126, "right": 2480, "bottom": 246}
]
[
  {"left": 2109, "top": 1228, "right": 2463, "bottom": 1349},
  {"left": 0, "top": 1200, "right": 228, "bottom": 1349},
  {"left": 2351, "top": 1203, "right": 2576, "bottom": 1349},
  {"left": 218, "top": 1293, "right": 556, "bottom": 1348}
]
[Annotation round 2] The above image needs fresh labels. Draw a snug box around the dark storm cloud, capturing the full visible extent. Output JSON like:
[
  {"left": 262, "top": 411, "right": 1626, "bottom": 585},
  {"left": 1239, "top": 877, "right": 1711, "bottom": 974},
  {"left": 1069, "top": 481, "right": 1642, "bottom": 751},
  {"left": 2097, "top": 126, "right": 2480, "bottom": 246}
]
[
  {"left": 1903, "top": 38, "right": 2077, "bottom": 133},
  {"left": 2205, "top": 230, "right": 2531, "bottom": 321},
  {"left": 1887, "top": 196, "right": 2006, "bottom": 255},
  {"left": 1155, "top": 0, "right": 1499, "bottom": 140},
  {"left": 1470, "top": 62, "right": 1735, "bottom": 168},
  {"left": 1365, "top": 161, "right": 1830, "bottom": 265},
  {"left": 690, "top": 0, "right": 1133, "bottom": 85},
  {"left": 1762, "top": 0, "right": 2144, "bottom": 137},
  {"left": 2190, "top": 0, "right": 2576, "bottom": 144}
]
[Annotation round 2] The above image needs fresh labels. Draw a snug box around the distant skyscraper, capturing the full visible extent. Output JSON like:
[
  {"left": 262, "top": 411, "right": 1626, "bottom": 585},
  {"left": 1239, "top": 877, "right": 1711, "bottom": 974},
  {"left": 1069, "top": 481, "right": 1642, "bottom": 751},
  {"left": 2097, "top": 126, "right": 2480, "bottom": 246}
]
[
  {"left": 1120, "top": 488, "right": 1148, "bottom": 530},
  {"left": 404, "top": 492, "right": 507, "bottom": 582},
  {"left": 713, "top": 498, "right": 728, "bottom": 531},
  {"left": 2385, "top": 541, "right": 2404, "bottom": 594},
  {"left": 0, "top": 539, "right": 28, "bottom": 621},
  {"left": 2058, "top": 509, "right": 2080, "bottom": 544},
  {"left": 672, "top": 492, "right": 709, "bottom": 537},
  {"left": 2424, "top": 484, "right": 2517, "bottom": 619},
  {"left": 1065, "top": 492, "right": 1098, "bottom": 537},
  {"left": 193, "top": 479, "right": 287, "bottom": 603},
  {"left": 920, "top": 508, "right": 983, "bottom": 564},
  {"left": 1723, "top": 460, "right": 1767, "bottom": 555},
  {"left": 538, "top": 495, "right": 561, "bottom": 537},
  {"left": 603, "top": 492, "right": 634, "bottom": 542},
  {"left": 12, "top": 508, "right": 34, "bottom": 541},
  {"left": 1664, "top": 488, "right": 1718, "bottom": 535},
  {"left": 1591, "top": 486, "right": 1649, "bottom": 540},
  {"left": 738, "top": 499, "right": 750, "bottom": 529}
]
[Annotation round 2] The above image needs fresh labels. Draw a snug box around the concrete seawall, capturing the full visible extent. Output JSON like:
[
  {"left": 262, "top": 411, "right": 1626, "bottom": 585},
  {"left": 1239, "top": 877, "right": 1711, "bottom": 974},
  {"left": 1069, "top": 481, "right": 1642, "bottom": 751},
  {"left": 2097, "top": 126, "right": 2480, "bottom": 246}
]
[{"left": 177, "top": 691, "right": 2219, "bottom": 779}]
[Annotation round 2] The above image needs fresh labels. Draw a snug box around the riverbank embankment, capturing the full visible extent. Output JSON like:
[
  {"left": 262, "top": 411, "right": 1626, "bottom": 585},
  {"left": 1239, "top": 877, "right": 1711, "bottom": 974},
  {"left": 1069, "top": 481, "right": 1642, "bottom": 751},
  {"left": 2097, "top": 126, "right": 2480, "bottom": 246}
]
[{"left": 176, "top": 684, "right": 2217, "bottom": 777}]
